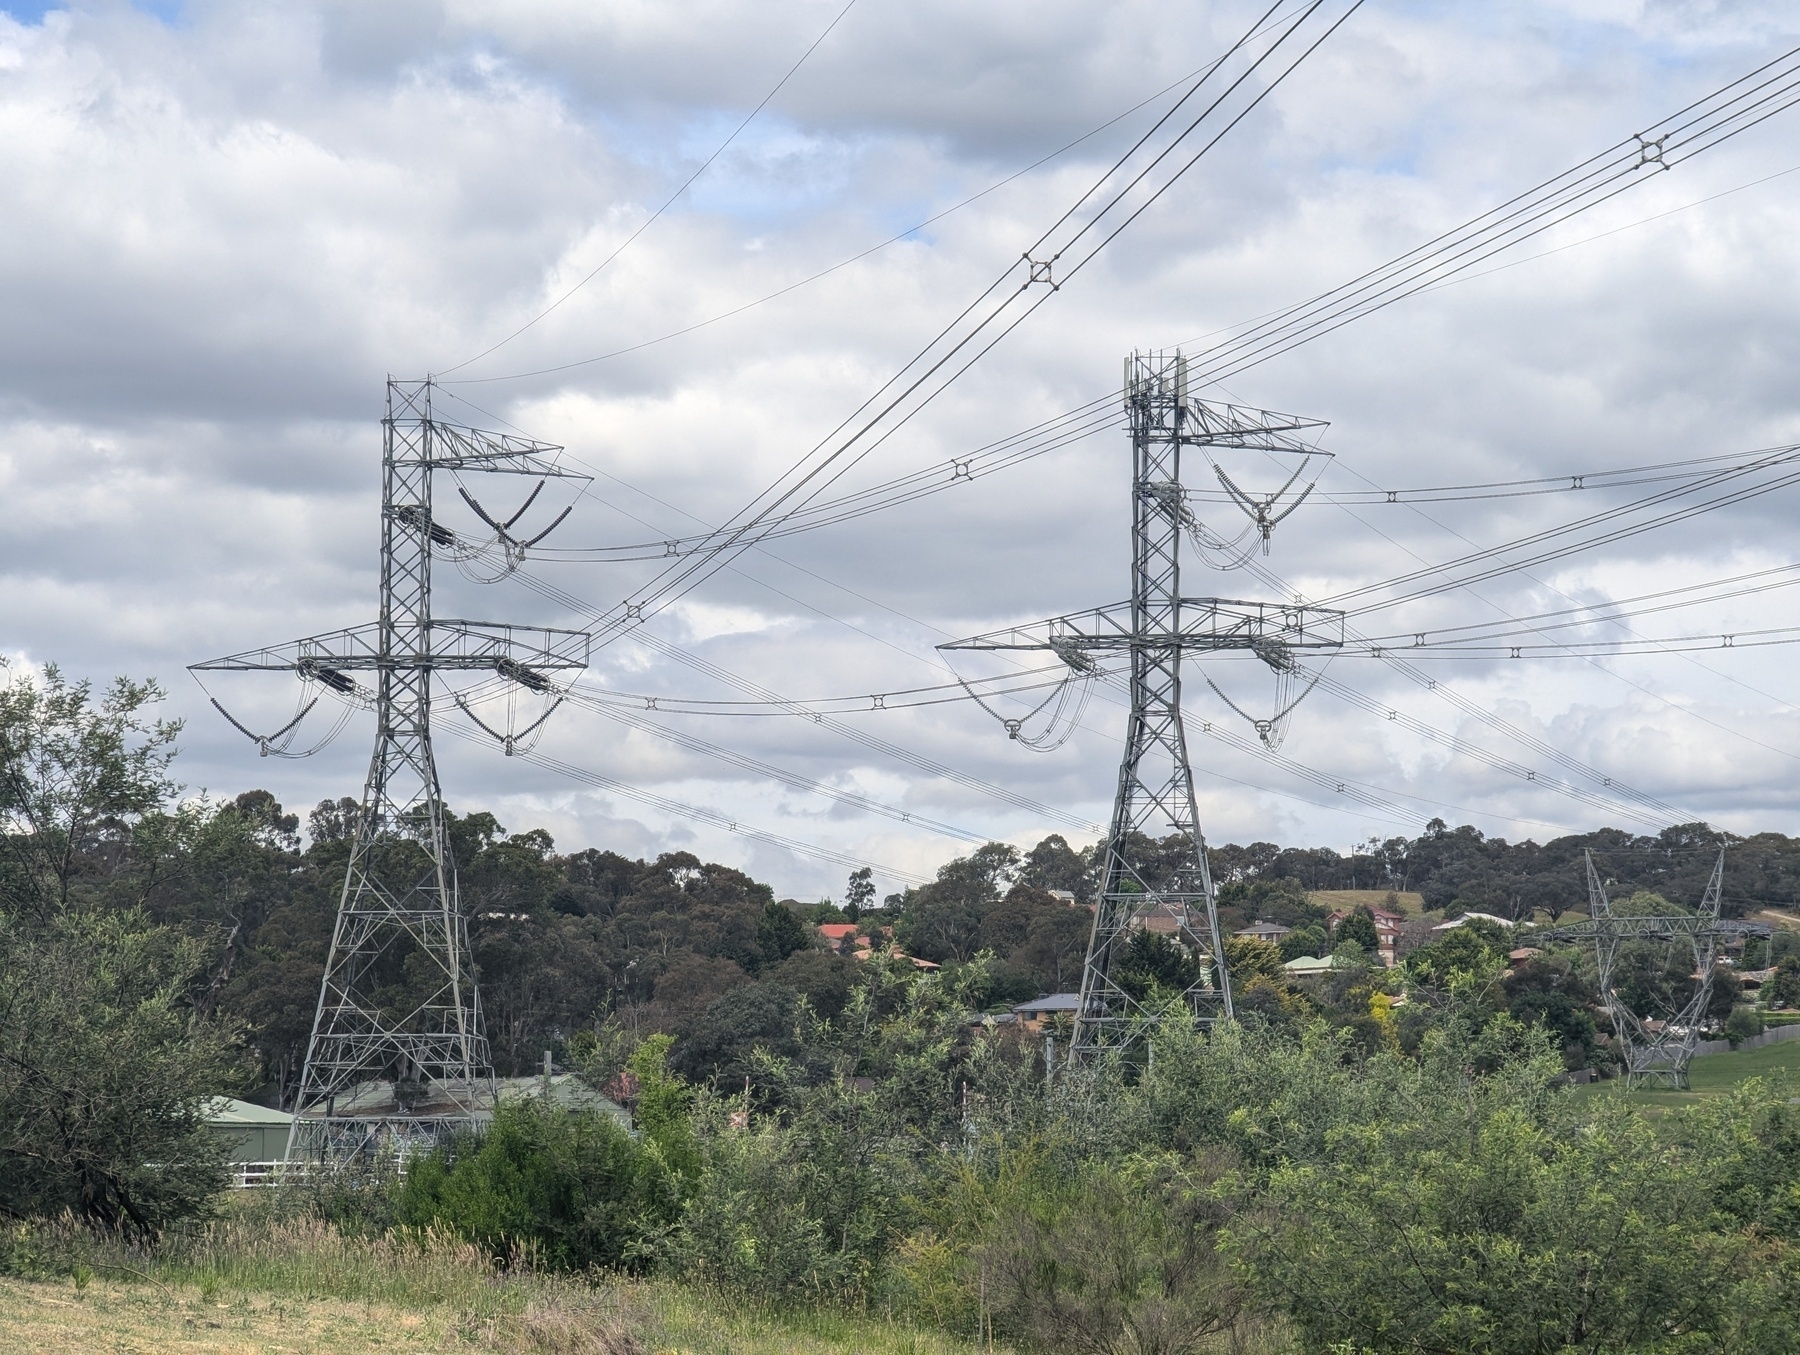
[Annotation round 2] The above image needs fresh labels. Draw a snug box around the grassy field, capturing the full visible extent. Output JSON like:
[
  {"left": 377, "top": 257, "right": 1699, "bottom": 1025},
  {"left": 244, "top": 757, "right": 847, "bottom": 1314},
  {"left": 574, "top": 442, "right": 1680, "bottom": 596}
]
[
  {"left": 0, "top": 1275, "right": 994, "bottom": 1355},
  {"left": 1576, "top": 1036, "right": 1800, "bottom": 1112},
  {"left": 0, "top": 1217, "right": 998, "bottom": 1355},
  {"left": 1309, "top": 889, "right": 1428, "bottom": 916}
]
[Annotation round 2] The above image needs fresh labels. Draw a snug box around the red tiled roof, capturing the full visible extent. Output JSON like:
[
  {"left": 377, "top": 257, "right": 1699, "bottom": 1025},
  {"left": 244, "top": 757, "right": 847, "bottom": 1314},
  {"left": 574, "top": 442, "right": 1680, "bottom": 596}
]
[{"left": 817, "top": 923, "right": 859, "bottom": 939}]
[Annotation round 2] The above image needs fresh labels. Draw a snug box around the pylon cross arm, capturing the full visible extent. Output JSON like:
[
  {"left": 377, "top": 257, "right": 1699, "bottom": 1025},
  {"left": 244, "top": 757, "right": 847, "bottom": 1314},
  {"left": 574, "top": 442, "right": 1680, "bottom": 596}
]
[
  {"left": 939, "top": 597, "right": 1344, "bottom": 655},
  {"left": 190, "top": 621, "right": 591, "bottom": 673},
  {"left": 410, "top": 423, "right": 589, "bottom": 481},
  {"left": 1543, "top": 917, "right": 1768, "bottom": 942}
]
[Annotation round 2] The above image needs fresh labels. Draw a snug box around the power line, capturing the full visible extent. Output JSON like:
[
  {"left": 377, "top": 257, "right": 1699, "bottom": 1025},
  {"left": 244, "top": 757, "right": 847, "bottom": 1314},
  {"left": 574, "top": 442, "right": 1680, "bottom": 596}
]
[
  {"left": 1173, "top": 45, "right": 1800, "bottom": 388},
  {"left": 556, "top": 3, "right": 1362, "bottom": 655},
  {"left": 442, "top": 721, "right": 931, "bottom": 886},
  {"left": 439, "top": 0, "right": 862, "bottom": 377},
  {"left": 440, "top": 36, "right": 1304, "bottom": 387}
]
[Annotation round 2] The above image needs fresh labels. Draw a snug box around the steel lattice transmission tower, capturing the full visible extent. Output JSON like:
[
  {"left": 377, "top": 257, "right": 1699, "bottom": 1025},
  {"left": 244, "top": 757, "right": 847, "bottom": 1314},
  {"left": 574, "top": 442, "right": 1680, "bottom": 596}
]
[
  {"left": 194, "top": 379, "right": 589, "bottom": 1160},
  {"left": 943, "top": 352, "right": 1342, "bottom": 1058},
  {"left": 1542, "top": 847, "right": 1764, "bottom": 1090}
]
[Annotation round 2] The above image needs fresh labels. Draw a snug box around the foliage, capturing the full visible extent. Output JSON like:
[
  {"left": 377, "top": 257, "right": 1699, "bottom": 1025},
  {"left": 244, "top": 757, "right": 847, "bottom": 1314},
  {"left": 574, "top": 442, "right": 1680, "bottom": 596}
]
[
  {"left": 397, "top": 1097, "right": 679, "bottom": 1271},
  {"left": 1331, "top": 905, "right": 1380, "bottom": 952},
  {"left": 1726, "top": 1005, "right": 1766, "bottom": 1046},
  {"left": 1230, "top": 1092, "right": 1739, "bottom": 1353},
  {"left": 627, "top": 1035, "right": 701, "bottom": 1183},
  {"left": 1277, "top": 924, "right": 1327, "bottom": 961},
  {"left": 1113, "top": 929, "right": 1200, "bottom": 1002},
  {"left": 0, "top": 908, "right": 242, "bottom": 1238},
  {"left": 0, "top": 660, "right": 182, "bottom": 919},
  {"left": 1767, "top": 957, "right": 1800, "bottom": 1009},
  {"left": 979, "top": 1151, "right": 1246, "bottom": 1355},
  {"left": 756, "top": 900, "right": 811, "bottom": 966}
]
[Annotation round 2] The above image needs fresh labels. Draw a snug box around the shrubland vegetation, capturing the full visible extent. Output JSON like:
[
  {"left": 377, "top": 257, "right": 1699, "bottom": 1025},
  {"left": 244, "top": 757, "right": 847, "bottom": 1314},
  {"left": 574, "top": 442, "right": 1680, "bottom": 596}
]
[{"left": 6, "top": 656, "right": 1800, "bottom": 1352}]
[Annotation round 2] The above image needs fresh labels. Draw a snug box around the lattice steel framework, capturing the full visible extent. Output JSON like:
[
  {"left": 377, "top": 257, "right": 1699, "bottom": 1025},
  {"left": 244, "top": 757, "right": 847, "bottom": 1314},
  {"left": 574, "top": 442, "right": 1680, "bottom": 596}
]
[
  {"left": 194, "top": 380, "right": 588, "bottom": 1160},
  {"left": 943, "top": 352, "right": 1341, "bottom": 1058},
  {"left": 1543, "top": 847, "right": 1741, "bottom": 1090}
]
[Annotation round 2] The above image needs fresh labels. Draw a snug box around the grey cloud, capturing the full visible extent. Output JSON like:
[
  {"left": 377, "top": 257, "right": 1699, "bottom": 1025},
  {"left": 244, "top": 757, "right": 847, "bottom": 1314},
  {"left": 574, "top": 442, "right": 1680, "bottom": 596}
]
[{"left": 6, "top": 1, "right": 1800, "bottom": 899}]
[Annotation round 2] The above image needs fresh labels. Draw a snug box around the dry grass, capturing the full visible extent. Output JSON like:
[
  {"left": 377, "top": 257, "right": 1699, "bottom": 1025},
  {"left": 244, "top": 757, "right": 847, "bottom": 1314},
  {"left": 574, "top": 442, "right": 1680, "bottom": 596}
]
[
  {"left": 0, "top": 1273, "right": 478, "bottom": 1353},
  {"left": 0, "top": 1271, "right": 984, "bottom": 1355},
  {"left": 0, "top": 1215, "right": 992, "bottom": 1355},
  {"left": 1308, "top": 888, "right": 1427, "bottom": 916}
]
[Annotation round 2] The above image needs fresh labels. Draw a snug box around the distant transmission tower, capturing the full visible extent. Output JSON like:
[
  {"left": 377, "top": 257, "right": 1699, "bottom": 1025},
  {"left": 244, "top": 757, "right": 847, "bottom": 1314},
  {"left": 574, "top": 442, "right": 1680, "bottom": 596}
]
[
  {"left": 194, "top": 379, "right": 589, "bottom": 1160},
  {"left": 1542, "top": 846, "right": 1764, "bottom": 1090},
  {"left": 944, "top": 352, "right": 1342, "bottom": 1058}
]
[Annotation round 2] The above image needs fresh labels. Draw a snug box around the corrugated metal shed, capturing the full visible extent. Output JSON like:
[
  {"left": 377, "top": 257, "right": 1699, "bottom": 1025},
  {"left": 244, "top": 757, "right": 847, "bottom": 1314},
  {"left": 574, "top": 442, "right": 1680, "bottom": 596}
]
[{"left": 202, "top": 1097, "right": 293, "bottom": 1162}]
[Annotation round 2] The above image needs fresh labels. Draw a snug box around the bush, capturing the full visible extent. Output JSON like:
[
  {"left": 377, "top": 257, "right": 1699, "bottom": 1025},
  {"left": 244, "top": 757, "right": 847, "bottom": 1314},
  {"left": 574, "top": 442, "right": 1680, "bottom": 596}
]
[
  {"left": 0, "top": 909, "right": 242, "bottom": 1239},
  {"left": 397, "top": 1098, "right": 678, "bottom": 1271},
  {"left": 981, "top": 1152, "right": 1245, "bottom": 1355},
  {"left": 1725, "top": 1006, "right": 1765, "bottom": 1047}
]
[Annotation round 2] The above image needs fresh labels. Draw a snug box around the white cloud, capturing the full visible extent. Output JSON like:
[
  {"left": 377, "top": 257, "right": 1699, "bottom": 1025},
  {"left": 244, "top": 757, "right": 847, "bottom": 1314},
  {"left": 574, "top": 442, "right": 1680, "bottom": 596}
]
[{"left": 2, "top": 0, "right": 1799, "bottom": 898}]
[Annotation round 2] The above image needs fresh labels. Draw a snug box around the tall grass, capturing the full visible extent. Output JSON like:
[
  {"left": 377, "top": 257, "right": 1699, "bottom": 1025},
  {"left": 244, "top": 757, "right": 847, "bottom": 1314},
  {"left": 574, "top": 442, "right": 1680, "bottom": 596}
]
[{"left": 2, "top": 1210, "right": 1002, "bottom": 1354}]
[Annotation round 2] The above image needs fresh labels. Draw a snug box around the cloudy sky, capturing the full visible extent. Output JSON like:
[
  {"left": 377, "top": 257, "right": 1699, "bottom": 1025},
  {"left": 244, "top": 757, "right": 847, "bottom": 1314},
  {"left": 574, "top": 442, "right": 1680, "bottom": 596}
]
[{"left": 4, "top": 0, "right": 1800, "bottom": 900}]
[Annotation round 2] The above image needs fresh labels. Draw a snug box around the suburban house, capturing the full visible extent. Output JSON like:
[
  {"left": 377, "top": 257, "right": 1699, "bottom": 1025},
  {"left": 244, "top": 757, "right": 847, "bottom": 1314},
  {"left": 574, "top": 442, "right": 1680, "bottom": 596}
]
[
  {"left": 1236, "top": 920, "right": 1292, "bottom": 943},
  {"left": 1130, "top": 901, "right": 1191, "bottom": 938},
  {"left": 1327, "top": 906, "right": 1403, "bottom": 966},
  {"left": 817, "top": 922, "right": 860, "bottom": 953},
  {"left": 1012, "top": 992, "right": 1082, "bottom": 1033}
]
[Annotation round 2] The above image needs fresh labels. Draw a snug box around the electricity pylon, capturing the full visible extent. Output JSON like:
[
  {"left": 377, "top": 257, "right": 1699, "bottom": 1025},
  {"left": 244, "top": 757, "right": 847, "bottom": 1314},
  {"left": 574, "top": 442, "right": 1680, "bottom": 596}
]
[
  {"left": 194, "top": 379, "right": 589, "bottom": 1160},
  {"left": 942, "top": 352, "right": 1342, "bottom": 1058},
  {"left": 1541, "top": 847, "right": 1762, "bottom": 1090}
]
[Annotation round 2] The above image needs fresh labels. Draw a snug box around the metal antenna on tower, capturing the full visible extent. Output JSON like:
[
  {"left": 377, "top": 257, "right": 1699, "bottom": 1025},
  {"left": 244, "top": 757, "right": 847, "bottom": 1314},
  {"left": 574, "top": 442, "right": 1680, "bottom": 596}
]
[
  {"left": 1541, "top": 846, "right": 1765, "bottom": 1089},
  {"left": 942, "top": 351, "right": 1343, "bottom": 1059},
  {"left": 193, "top": 379, "right": 590, "bottom": 1160}
]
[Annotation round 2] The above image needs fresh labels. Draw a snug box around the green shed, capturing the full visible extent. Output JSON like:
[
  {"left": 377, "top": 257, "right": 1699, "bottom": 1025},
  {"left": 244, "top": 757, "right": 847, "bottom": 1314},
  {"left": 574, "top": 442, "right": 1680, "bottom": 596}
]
[{"left": 202, "top": 1097, "right": 293, "bottom": 1163}]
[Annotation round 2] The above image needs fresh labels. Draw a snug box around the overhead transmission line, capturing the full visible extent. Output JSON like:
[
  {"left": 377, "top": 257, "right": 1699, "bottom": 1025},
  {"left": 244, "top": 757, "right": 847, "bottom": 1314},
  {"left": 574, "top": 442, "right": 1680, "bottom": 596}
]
[
  {"left": 1353, "top": 623, "right": 1800, "bottom": 661},
  {"left": 511, "top": 35, "right": 1800, "bottom": 573},
  {"left": 505, "top": 544, "right": 1622, "bottom": 841},
  {"left": 461, "top": 32, "right": 1800, "bottom": 637},
  {"left": 1221, "top": 545, "right": 1698, "bottom": 825},
  {"left": 443, "top": 32, "right": 1800, "bottom": 847},
  {"left": 1352, "top": 562, "right": 1800, "bottom": 652},
  {"left": 1308, "top": 440, "right": 1800, "bottom": 774},
  {"left": 532, "top": 1, "right": 1364, "bottom": 653},
  {"left": 1318, "top": 446, "right": 1800, "bottom": 617},
  {"left": 442, "top": 378, "right": 1782, "bottom": 835},
  {"left": 448, "top": 370, "right": 1800, "bottom": 828},
  {"left": 439, "top": 0, "right": 862, "bottom": 377},
  {"left": 498, "top": 549, "right": 1110, "bottom": 832},
  {"left": 1172, "top": 43, "right": 1800, "bottom": 386},
  {"left": 445, "top": 426, "right": 1765, "bottom": 835},
  {"left": 420, "top": 445, "right": 1649, "bottom": 844},
  {"left": 450, "top": 449, "right": 1609, "bottom": 842},
  {"left": 438, "top": 721, "right": 930, "bottom": 884},
  {"left": 443, "top": 24, "right": 1313, "bottom": 387},
  {"left": 529, "top": 436, "right": 1800, "bottom": 561}
]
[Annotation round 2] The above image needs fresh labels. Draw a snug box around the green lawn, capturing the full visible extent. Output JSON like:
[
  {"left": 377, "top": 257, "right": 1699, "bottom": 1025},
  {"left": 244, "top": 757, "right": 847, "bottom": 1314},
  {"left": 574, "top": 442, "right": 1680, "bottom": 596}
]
[{"left": 1575, "top": 1037, "right": 1800, "bottom": 1111}]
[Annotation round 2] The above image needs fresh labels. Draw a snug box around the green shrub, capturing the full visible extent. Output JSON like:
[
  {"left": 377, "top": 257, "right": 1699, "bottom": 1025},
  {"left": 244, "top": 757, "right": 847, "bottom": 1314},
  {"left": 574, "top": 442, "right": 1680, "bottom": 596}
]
[
  {"left": 0, "top": 909, "right": 242, "bottom": 1239},
  {"left": 397, "top": 1098, "right": 678, "bottom": 1271},
  {"left": 1725, "top": 1006, "right": 1766, "bottom": 1047}
]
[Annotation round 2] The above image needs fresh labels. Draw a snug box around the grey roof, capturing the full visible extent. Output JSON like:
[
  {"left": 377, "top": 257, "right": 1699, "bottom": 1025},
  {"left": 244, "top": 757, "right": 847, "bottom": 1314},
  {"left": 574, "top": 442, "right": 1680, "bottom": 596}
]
[
  {"left": 202, "top": 1096, "right": 293, "bottom": 1127},
  {"left": 1014, "top": 993, "right": 1083, "bottom": 1014}
]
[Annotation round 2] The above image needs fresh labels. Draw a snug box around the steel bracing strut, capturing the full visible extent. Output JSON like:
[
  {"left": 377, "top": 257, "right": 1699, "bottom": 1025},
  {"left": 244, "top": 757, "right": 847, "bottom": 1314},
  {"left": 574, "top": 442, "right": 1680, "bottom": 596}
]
[
  {"left": 943, "top": 352, "right": 1341, "bottom": 1058},
  {"left": 1542, "top": 846, "right": 1751, "bottom": 1090},
  {"left": 194, "top": 380, "right": 588, "bottom": 1160}
]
